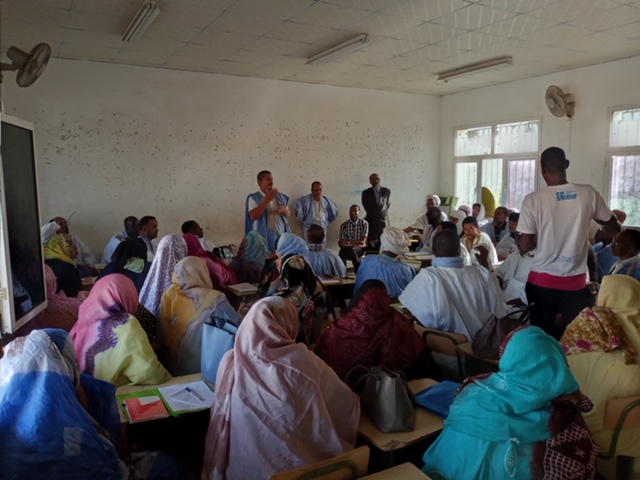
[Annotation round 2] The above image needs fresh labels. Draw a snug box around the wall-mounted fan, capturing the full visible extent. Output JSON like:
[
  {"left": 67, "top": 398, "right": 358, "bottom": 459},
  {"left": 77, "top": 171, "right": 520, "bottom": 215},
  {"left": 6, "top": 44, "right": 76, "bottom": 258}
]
[
  {"left": 1, "top": 43, "right": 51, "bottom": 87},
  {"left": 545, "top": 85, "right": 575, "bottom": 118}
]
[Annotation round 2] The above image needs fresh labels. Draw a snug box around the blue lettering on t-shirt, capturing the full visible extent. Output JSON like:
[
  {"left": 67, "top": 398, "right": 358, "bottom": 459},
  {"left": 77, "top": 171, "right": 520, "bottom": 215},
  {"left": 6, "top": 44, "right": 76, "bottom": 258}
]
[{"left": 556, "top": 190, "right": 578, "bottom": 201}]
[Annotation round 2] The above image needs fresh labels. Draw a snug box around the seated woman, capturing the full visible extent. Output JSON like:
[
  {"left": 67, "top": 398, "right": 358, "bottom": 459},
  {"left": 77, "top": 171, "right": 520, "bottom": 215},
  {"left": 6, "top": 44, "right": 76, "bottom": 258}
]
[
  {"left": 561, "top": 274, "right": 640, "bottom": 467},
  {"left": 184, "top": 233, "right": 237, "bottom": 289},
  {"left": 257, "top": 232, "right": 309, "bottom": 297},
  {"left": 98, "top": 237, "right": 151, "bottom": 292},
  {"left": 0, "top": 329, "right": 179, "bottom": 480},
  {"left": 315, "top": 279, "right": 440, "bottom": 381},
  {"left": 353, "top": 227, "right": 416, "bottom": 300},
  {"left": 230, "top": 231, "right": 269, "bottom": 284},
  {"left": 422, "top": 326, "right": 597, "bottom": 480},
  {"left": 43, "top": 233, "right": 82, "bottom": 298},
  {"left": 71, "top": 274, "right": 171, "bottom": 387},
  {"left": 273, "top": 253, "right": 333, "bottom": 346},
  {"left": 138, "top": 233, "right": 188, "bottom": 340},
  {"left": 276, "top": 232, "right": 311, "bottom": 262},
  {"left": 159, "top": 257, "right": 241, "bottom": 376},
  {"left": 202, "top": 297, "right": 360, "bottom": 480}
]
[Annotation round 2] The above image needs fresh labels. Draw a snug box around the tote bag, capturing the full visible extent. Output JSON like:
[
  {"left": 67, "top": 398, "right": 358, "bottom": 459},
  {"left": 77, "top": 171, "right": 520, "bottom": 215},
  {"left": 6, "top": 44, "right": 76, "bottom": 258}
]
[
  {"left": 201, "top": 315, "right": 239, "bottom": 386},
  {"left": 346, "top": 366, "right": 416, "bottom": 433}
]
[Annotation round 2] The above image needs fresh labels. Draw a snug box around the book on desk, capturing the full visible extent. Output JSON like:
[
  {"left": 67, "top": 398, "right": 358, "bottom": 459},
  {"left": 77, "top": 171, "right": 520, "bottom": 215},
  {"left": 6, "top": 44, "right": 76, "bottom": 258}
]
[
  {"left": 225, "top": 282, "right": 258, "bottom": 295},
  {"left": 118, "top": 379, "right": 215, "bottom": 423}
]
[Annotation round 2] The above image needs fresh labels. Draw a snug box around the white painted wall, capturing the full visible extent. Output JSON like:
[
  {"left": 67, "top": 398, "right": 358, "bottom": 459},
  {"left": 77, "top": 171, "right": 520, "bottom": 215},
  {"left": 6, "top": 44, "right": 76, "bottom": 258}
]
[
  {"left": 2, "top": 59, "right": 441, "bottom": 258},
  {"left": 440, "top": 55, "right": 640, "bottom": 202}
]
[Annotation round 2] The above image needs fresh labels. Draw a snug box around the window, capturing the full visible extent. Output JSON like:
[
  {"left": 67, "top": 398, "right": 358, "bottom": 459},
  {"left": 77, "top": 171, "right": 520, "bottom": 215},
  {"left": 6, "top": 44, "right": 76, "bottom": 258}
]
[
  {"left": 608, "top": 107, "right": 640, "bottom": 226},
  {"left": 453, "top": 119, "right": 540, "bottom": 210}
]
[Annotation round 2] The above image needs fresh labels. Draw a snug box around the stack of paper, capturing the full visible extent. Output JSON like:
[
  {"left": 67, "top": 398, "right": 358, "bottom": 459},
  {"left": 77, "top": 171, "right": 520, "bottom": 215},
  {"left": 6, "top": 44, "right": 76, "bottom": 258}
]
[
  {"left": 226, "top": 283, "right": 258, "bottom": 295},
  {"left": 158, "top": 381, "right": 216, "bottom": 415}
]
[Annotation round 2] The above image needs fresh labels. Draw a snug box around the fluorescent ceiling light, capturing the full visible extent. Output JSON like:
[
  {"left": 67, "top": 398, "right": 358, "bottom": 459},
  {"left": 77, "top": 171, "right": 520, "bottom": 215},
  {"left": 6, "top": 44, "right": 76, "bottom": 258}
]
[
  {"left": 306, "top": 34, "right": 369, "bottom": 66},
  {"left": 122, "top": 0, "right": 161, "bottom": 43},
  {"left": 437, "top": 56, "right": 512, "bottom": 82}
]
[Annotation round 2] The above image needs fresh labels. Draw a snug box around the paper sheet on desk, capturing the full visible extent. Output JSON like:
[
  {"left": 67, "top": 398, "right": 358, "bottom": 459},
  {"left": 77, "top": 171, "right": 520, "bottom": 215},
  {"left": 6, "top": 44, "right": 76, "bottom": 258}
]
[{"left": 158, "top": 381, "right": 215, "bottom": 415}]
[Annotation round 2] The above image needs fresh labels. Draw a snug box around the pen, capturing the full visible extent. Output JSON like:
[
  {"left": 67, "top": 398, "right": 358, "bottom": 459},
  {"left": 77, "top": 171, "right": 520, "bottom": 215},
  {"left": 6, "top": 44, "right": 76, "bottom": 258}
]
[{"left": 185, "top": 387, "right": 205, "bottom": 402}]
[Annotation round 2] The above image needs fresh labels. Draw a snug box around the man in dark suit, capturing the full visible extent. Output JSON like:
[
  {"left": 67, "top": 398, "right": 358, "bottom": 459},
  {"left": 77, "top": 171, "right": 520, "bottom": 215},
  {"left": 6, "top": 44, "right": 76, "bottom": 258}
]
[{"left": 361, "top": 173, "right": 390, "bottom": 249}]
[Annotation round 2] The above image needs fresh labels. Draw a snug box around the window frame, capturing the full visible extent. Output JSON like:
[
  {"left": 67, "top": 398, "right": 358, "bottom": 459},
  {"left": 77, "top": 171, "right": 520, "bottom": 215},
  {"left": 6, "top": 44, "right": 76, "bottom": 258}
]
[
  {"left": 453, "top": 116, "right": 542, "bottom": 209},
  {"left": 606, "top": 105, "right": 640, "bottom": 226}
]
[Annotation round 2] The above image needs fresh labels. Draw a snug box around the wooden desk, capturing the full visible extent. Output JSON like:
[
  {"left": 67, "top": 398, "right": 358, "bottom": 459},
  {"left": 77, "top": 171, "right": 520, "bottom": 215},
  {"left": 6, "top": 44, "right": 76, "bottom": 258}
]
[
  {"left": 320, "top": 275, "right": 356, "bottom": 301},
  {"left": 361, "top": 463, "right": 431, "bottom": 479},
  {"left": 358, "top": 378, "right": 444, "bottom": 452},
  {"left": 403, "top": 253, "right": 434, "bottom": 268},
  {"left": 456, "top": 341, "right": 500, "bottom": 376}
]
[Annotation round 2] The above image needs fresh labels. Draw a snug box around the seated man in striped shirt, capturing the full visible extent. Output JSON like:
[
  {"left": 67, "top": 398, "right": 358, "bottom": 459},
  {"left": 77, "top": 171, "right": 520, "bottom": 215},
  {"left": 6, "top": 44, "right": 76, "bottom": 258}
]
[{"left": 338, "top": 205, "right": 368, "bottom": 274}]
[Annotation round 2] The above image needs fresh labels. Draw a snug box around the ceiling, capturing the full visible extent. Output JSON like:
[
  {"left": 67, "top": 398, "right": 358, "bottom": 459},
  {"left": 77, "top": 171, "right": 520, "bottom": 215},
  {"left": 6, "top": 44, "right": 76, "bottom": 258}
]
[{"left": 2, "top": 0, "right": 640, "bottom": 95}]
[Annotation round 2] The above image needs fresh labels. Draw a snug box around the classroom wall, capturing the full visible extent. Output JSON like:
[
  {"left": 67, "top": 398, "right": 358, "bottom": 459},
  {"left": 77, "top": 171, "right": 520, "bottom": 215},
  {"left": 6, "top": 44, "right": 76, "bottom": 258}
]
[
  {"left": 2, "top": 59, "right": 441, "bottom": 257},
  {"left": 439, "top": 55, "right": 640, "bottom": 202}
]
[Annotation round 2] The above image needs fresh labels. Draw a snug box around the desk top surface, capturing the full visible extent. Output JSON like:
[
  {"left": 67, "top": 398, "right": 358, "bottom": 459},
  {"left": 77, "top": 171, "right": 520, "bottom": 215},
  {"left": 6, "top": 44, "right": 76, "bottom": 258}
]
[
  {"left": 456, "top": 341, "right": 500, "bottom": 365},
  {"left": 318, "top": 274, "right": 356, "bottom": 286},
  {"left": 116, "top": 373, "right": 204, "bottom": 423},
  {"left": 361, "top": 463, "right": 431, "bottom": 479},
  {"left": 358, "top": 378, "right": 444, "bottom": 452}
]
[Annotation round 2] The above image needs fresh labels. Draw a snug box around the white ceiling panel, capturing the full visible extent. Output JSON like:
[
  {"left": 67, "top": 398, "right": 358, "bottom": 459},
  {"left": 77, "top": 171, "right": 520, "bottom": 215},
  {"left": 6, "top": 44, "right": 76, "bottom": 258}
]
[
  {"left": 430, "top": 4, "right": 518, "bottom": 30},
  {"left": 393, "top": 22, "right": 468, "bottom": 44},
  {"left": 382, "top": 0, "right": 467, "bottom": 23},
  {"left": 1, "top": 0, "right": 639, "bottom": 95}
]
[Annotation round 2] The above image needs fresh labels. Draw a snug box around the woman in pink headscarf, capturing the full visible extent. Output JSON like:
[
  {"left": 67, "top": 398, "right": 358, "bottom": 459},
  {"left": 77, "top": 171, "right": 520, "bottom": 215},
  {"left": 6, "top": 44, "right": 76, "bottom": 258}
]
[
  {"left": 183, "top": 233, "right": 236, "bottom": 289},
  {"left": 202, "top": 297, "right": 360, "bottom": 480},
  {"left": 71, "top": 274, "right": 170, "bottom": 387}
]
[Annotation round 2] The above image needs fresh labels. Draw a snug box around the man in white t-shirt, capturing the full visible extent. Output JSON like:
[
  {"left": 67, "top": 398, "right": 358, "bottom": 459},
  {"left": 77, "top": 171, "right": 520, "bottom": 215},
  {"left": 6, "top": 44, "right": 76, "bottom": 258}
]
[{"left": 517, "top": 147, "right": 618, "bottom": 339}]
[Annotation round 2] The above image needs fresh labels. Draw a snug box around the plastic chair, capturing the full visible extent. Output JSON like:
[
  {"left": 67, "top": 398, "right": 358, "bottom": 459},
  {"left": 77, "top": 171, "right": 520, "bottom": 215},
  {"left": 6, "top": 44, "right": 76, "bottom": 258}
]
[
  {"left": 598, "top": 396, "right": 640, "bottom": 480},
  {"left": 268, "top": 446, "right": 370, "bottom": 480}
]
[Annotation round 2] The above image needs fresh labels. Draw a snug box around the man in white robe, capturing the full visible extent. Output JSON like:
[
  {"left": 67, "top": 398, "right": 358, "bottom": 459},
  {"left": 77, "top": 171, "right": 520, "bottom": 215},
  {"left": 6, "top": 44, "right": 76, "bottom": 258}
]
[
  {"left": 294, "top": 181, "right": 338, "bottom": 244},
  {"left": 495, "top": 212, "right": 519, "bottom": 260},
  {"left": 418, "top": 207, "right": 444, "bottom": 253},
  {"left": 399, "top": 229, "right": 507, "bottom": 340},
  {"left": 102, "top": 216, "right": 139, "bottom": 263},
  {"left": 462, "top": 216, "right": 498, "bottom": 267}
]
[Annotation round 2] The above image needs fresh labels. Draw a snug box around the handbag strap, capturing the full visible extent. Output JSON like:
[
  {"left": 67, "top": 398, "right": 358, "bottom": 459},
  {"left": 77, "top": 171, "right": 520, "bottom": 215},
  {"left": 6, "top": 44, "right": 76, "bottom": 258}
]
[
  {"left": 350, "top": 373, "right": 380, "bottom": 395},
  {"left": 344, "top": 365, "right": 371, "bottom": 386}
]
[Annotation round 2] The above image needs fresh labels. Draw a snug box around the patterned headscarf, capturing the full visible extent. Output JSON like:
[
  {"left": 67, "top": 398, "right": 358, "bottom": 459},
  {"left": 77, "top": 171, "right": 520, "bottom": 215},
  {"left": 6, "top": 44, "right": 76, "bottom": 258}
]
[
  {"left": 139, "top": 233, "right": 188, "bottom": 317},
  {"left": 274, "top": 254, "right": 326, "bottom": 344},
  {"left": 71, "top": 274, "right": 139, "bottom": 375},
  {"left": 160, "top": 257, "right": 232, "bottom": 376},
  {"left": 315, "top": 279, "right": 425, "bottom": 379},
  {"left": 236, "top": 231, "right": 269, "bottom": 268},
  {"left": 43, "top": 234, "right": 76, "bottom": 267}
]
